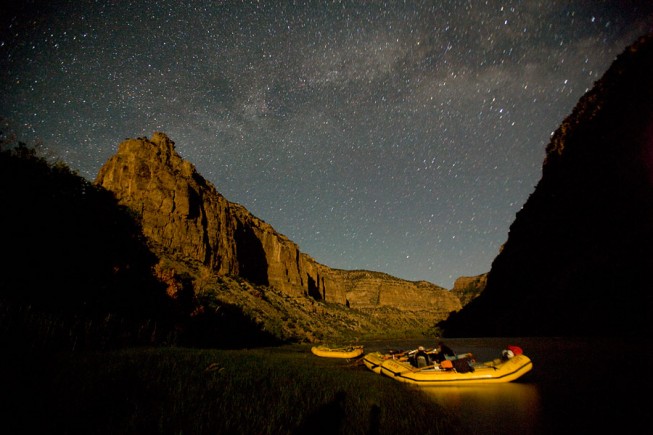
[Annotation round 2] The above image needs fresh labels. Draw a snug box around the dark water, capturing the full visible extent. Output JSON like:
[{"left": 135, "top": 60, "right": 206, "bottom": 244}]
[{"left": 364, "top": 337, "right": 652, "bottom": 434}]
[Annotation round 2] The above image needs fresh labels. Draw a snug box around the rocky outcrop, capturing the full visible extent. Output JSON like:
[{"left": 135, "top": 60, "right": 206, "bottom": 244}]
[
  {"left": 95, "top": 133, "right": 461, "bottom": 331},
  {"left": 450, "top": 274, "right": 487, "bottom": 307},
  {"left": 440, "top": 34, "right": 653, "bottom": 337},
  {"left": 95, "top": 133, "right": 238, "bottom": 276}
]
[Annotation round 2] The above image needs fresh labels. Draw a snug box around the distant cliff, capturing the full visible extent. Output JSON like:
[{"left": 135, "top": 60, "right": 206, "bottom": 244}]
[
  {"left": 450, "top": 273, "right": 487, "bottom": 307},
  {"left": 440, "top": 34, "right": 653, "bottom": 337},
  {"left": 95, "top": 133, "right": 460, "bottom": 339}
]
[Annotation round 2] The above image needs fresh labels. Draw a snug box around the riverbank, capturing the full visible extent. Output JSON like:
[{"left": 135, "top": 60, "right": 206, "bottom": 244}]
[{"left": 2, "top": 344, "right": 460, "bottom": 434}]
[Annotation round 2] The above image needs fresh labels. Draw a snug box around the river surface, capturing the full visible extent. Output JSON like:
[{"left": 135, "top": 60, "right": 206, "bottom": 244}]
[{"left": 362, "top": 337, "right": 652, "bottom": 434}]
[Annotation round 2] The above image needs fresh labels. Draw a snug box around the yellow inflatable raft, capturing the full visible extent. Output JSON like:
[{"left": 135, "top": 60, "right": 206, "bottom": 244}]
[
  {"left": 363, "top": 349, "right": 475, "bottom": 374},
  {"left": 311, "top": 345, "right": 364, "bottom": 359},
  {"left": 380, "top": 354, "right": 533, "bottom": 386}
]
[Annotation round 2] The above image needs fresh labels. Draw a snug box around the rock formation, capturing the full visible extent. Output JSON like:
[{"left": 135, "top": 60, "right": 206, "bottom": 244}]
[
  {"left": 450, "top": 273, "right": 487, "bottom": 307},
  {"left": 96, "top": 133, "right": 461, "bottom": 339},
  {"left": 440, "top": 34, "right": 653, "bottom": 337}
]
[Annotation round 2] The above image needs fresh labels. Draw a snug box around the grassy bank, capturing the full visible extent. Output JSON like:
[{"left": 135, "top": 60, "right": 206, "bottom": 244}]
[{"left": 3, "top": 345, "right": 461, "bottom": 434}]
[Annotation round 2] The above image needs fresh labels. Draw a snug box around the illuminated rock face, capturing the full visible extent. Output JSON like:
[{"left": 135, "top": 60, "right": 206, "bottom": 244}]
[
  {"left": 450, "top": 274, "right": 487, "bottom": 307},
  {"left": 96, "top": 133, "right": 239, "bottom": 276},
  {"left": 440, "top": 34, "right": 653, "bottom": 338},
  {"left": 96, "top": 132, "right": 461, "bottom": 319}
]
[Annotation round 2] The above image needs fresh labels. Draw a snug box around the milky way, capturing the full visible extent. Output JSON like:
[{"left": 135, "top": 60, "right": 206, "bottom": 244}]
[{"left": 2, "top": 1, "right": 652, "bottom": 287}]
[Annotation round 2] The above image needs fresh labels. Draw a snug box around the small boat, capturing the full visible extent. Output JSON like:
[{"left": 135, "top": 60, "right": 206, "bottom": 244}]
[
  {"left": 379, "top": 352, "right": 533, "bottom": 386},
  {"left": 311, "top": 345, "right": 364, "bottom": 359}
]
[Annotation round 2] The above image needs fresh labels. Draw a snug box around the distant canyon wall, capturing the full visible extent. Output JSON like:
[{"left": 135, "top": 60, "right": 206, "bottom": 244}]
[{"left": 450, "top": 273, "right": 487, "bottom": 306}]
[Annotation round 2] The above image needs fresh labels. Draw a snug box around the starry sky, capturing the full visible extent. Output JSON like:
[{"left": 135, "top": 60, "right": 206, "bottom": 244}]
[{"left": 2, "top": 1, "right": 652, "bottom": 288}]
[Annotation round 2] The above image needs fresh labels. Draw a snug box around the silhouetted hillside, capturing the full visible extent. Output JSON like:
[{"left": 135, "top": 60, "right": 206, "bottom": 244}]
[
  {"left": 440, "top": 34, "right": 653, "bottom": 337},
  {"left": 0, "top": 141, "right": 175, "bottom": 349}
]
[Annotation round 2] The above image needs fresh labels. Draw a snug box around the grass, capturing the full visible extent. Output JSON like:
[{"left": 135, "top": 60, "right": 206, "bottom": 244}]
[{"left": 2, "top": 345, "right": 462, "bottom": 434}]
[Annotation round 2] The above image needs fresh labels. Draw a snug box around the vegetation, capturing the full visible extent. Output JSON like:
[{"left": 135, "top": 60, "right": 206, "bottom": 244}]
[{"left": 2, "top": 346, "right": 461, "bottom": 434}]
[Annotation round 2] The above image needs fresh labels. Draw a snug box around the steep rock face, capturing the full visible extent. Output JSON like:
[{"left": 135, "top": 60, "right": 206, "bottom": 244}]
[
  {"left": 440, "top": 34, "right": 653, "bottom": 337},
  {"left": 95, "top": 133, "right": 239, "bottom": 276},
  {"left": 96, "top": 133, "right": 461, "bottom": 318},
  {"left": 450, "top": 274, "right": 487, "bottom": 307}
]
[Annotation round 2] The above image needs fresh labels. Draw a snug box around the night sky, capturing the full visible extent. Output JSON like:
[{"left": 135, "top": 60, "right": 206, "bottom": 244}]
[{"left": 2, "top": 1, "right": 652, "bottom": 288}]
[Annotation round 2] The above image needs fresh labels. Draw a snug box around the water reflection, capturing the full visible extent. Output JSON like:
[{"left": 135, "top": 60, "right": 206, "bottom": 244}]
[
  {"left": 363, "top": 337, "right": 652, "bottom": 433},
  {"left": 421, "top": 382, "right": 541, "bottom": 434}
]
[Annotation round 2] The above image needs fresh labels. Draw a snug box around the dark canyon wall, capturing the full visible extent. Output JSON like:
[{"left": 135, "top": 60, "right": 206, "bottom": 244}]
[{"left": 440, "top": 34, "right": 653, "bottom": 337}]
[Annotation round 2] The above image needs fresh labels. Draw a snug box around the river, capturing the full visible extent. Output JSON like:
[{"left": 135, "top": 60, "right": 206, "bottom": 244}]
[{"left": 362, "top": 336, "right": 652, "bottom": 434}]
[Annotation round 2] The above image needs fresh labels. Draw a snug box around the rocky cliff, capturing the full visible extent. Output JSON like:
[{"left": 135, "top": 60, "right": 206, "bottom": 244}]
[
  {"left": 440, "top": 34, "right": 653, "bottom": 337},
  {"left": 450, "top": 273, "right": 487, "bottom": 307},
  {"left": 95, "top": 133, "right": 461, "bottom": 339}
]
